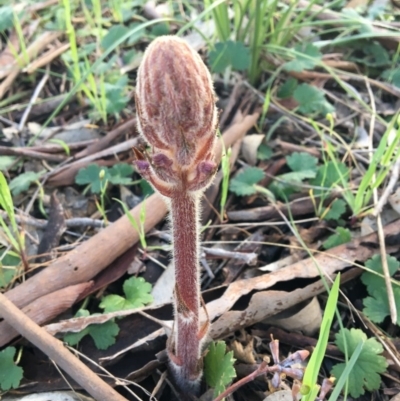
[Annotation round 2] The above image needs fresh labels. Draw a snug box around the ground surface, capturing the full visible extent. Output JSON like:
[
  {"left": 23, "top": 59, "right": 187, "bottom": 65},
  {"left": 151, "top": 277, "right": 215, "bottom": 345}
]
[{"left": 0, "top": 1, "right": 400, "bottom": 400}]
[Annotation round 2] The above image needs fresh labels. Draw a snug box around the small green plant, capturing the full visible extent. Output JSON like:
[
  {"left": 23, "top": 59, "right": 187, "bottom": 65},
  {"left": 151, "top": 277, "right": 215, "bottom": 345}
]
[
  {"left": 311, "top": 113, "right": 400, "bottom": 219},
  {"left": 0, "top": 6, "right": 14, "bottom": 33},
  {"left": 205, "top": 0, "right": 326, "bottom": 84},
  {"left": 9, "top": 171, "right": 44, "bottom": 196},
  {"left": 293, "top": 84, "right": 334, "bottom": 116},
  {"left": 320, "top": 199, "right": 347, "bottom": 221},
  {"left": 75, "top": 163, "right": 135, "bottom": 194},
  {"left": 301, "top": 274, "right": 340, "bottom": 401},
  {"left": 322, "top": 227, "right": 351, "bottom": 250},
  {"left": 64, "top": 309, "right": 120, "bottom": 350},
  {"left": 0, "top": 251, "right": 20, "bottom": 288},
  {"left": 0, "top": 346, "right": 23, "bottom": 391},
  {"left": 283, "top": 43, "right": 322, "bottom": 73},
  {"left": 229, "top": 166, "right": 264, "bottom": 196},
  {"left": 60, "top": 0, "right": 140, "bottom": 121},
  {"left": 331, "top": 328, "right": 388, "bottom": 398},
  {"left": 75, "top": 163, "right": 135, "bottom": 223},
  {"left": 270, "top": 152, "right": 318, "bottom": 199},
  {"left": 65, "top": 276, "right": 153, "bottom": 350},
  {"left": 229, "top": 152, "right": 320, "bottom": 201},
  {"left": 99, "top": 276, "right": 153, "bottom": 313},
  {"left": 208, "top": 40, "right": 251, "bottom": 74},
  {"left": 204, "top": 341, "right": 236, "bottom": 398},
  {"left": 362, "top": 255, "right": 400, "bottom": 325},
  {"left": 229, "top": 166, "right": 274, "bottom": 200}
]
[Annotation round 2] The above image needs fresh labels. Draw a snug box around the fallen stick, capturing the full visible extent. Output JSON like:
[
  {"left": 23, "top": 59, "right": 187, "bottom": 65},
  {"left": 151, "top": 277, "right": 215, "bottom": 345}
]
[
  {"left": 5, "top": 112, "right": 260, "bottom": 310},
  {"left": 0, "top": 283, "right": 92, "bottom": 346},
  {"left": 0, "top": 291, "right": 128, "bottom": 401}
]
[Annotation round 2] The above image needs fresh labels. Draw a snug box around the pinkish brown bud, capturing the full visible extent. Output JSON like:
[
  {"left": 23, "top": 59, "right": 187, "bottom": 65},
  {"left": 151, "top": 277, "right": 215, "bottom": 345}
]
[{"left": 135, "top": 36, "right": 218, "bottom": 196}]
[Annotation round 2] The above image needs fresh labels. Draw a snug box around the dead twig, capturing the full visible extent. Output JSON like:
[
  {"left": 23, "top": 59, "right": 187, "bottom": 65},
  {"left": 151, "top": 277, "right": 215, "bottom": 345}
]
[
  {"left": 18, "top": 66, "right": 50, "bottom": 132},
  {"left": 24, "top": 43, "right": 70, "bottom": 74},
  {"left": 366, "top": 78, "right": 397, "bottom": 324},
  {"left": 374, "top": 157, "right": 400, "bottom": 216}
]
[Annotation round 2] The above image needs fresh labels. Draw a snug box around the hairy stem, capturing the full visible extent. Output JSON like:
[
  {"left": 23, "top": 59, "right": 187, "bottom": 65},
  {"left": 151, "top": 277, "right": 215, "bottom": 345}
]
[
  {"left": 134, "top": 36, "right": 218, "bottom": 396},
  {"left": 170, "top": 191, "right": 202, "bottom": 387}
]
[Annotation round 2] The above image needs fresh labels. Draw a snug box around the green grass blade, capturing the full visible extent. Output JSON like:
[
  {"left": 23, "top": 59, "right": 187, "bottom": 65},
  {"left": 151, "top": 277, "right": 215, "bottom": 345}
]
[
  {"left": 302, "top": 273, "right": 340, "bottom": 401},
  {"left": 328, "top": 341, "right": 364, "bottom": 401},
  {"left": 0, "top": 172, "right": 17, "bottom": 234}
]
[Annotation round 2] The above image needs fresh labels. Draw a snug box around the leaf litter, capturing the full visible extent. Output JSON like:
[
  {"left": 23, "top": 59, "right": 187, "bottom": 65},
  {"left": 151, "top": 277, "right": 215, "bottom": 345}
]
[{"left": 0, "top": 0, "right": 400, "bottom": 400}]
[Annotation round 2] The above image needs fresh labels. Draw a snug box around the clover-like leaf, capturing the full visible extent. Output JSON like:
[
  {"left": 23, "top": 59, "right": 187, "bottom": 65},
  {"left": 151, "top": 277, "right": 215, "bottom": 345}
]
[
  {"left": 363, "top": 287, "right": 400, "bottom": 325},
  {"left": 322, "top": 199, "right": 347, "bottom": 221},
  {"left": 88, "top": 320, "right": 120, "bottom": 350},
  {"left": 312, "top": 161, "right": 349, "bottom": 190},
  {"left": 108, "top": 163, "right": 134, "bottom": 185},
  {"left": 0, "top": 6, "right": 14, "bottom": 33},
  {"left": 204, "top": 341, "right": 236, "bottom": 397},
  {"left": 9, "top": 171, "right": 43, "bottom": 196},
  {"left": 209, "top": 40, "right": 250, "bottom": 73},
  {"left": 382, "top": 68, "right": 400, "bottom": 88},
  {"left": 257, "top": 144, "right": 273, "bottom": 161},
  {"left": 361, "top": 254, "right": 399, "bottom": 294},
  {"left": 64, "top": 309, "right": 120, "bottom": 350},
  {"left": 286, "top": 152, "right": 318, "bottom": 173},
  {"left": 278, "top": 77, "right": 298, "bottom": 99},
  {"left": 322, "top": 227, "right": 351, "bottom": 249},
  {"left": 104, "top": 76, "right": 129, "bottom": 115},
  {"left": 0, "top": 252, "right": 20, "bottom": 288},
  {"left": 75, "top": 164, "right": 110, "bottom": 194},
  {"left": 283, "top": 43, "right": 322, "bottom": 72},
  {"left": 0, "top": 347, "right": 23, "bottom": 391},
  {"left": 100, "top": 276, "right": 153, "bottom": 313},
  {"left": 269, "top": 152, "right": 318, "bottom": 200},
  {"left": 229, "top": 167, "right": 264, "bottom": 196},
  {"left": 294, "top": 83, "right": 334, "bottom": 116},
  {"left": 101, "top": 24, "right": 129, "bottom": 50},
  {"left": 331, "top": 328, "right": 387, "bottom": 398}
]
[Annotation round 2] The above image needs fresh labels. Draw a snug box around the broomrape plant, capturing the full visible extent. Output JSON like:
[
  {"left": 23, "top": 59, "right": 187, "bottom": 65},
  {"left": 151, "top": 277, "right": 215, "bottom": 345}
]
[{"left": 134, "top": 36, "right": 218, "bottom": 396}]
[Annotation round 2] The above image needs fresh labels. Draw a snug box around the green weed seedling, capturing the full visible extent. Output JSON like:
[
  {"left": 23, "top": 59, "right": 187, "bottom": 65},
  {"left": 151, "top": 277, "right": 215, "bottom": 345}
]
[
  {"left": 64, "top": 276, "right": 153, "bottom": 350},
  {"left": 229, "top": 166, "right": 275, "bottom": 200},
  {"left": 322, "top": 227, "right": 351, "bottom": 250},
  {"left": 331, "top": 328, "right": 387, "bottom": 398},
  {"left": 64, "top": 309, "right": 120, "bottom": 350},
  {"left": 99, "top": 276, "right": 153, "bottom": 313},
  {"left": 75, "top": 163, "right": 135, "bottom": 194},
  {"left": 9, "top": 171, "right": 44, "bottom": 197},
  {"left": 0, "top": 251, "right": 20, "bottom": 289},
  {"left": 229, "top": 152, "right": 319, "bottom": 202},
  {"left": 204, "top": 341, "right": 236, "bottom": 398},
  {"left": 75, "top": 163, "right": 137, "bottom": 224},
  {"left": 270, "top": 152, "right": 319, "bottom": 199},
  {"left": 362, "top": 254, "right": 400, "bottom": 325}
]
